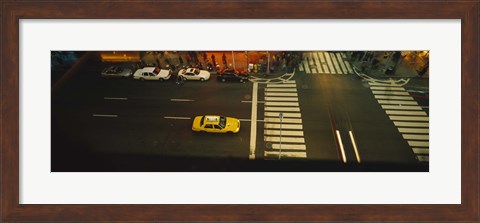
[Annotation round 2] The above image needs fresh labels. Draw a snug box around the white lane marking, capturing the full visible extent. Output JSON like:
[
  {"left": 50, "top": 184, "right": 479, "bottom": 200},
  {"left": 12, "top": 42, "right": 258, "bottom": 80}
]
[
  {"left": 308, "top": 53, "right": 315, "bottom": 65},
  {"left": 372, "top": 90, "right": 410, "bottom": 96},
  {"left": 104, "top": 97, "right": 128, "bottom": 100},
  {"left": 330, "top": 52, "right": 343, "bottom": 74},
  {"left": 93, "top": 114, "right": 118, "bottom": 117},
  {"left": 303, "top": 57, "right": 311, "bottom": 74},
  {"left": 335, "top": 130, "right": 347, "bottom": 163},
  {"left": 272, "top": 143, "right": 306, "bottom": 150},
  {"left": 264, "top": 112, "right": 301, "bottom": 118},
  {"left": 171, "top": 99, "right": 195, "bottom": 102},
  {"left": 389, "top": 116, "right": 429, "bottom": 121},
  {"left": 318, "top": 52, "right": 330, "bottom": 73},
  {"left": 370, "top": 86, "right": 405, "bottom": 91},
  {"left": 378, "top": 100, "right": 418, "bottom": 105},
  {"left": 265, "top": 102, "right": 299, "bottom": 107},
  {"left": 393, "top": 121, "right": 429, "bottom": 127},
  {"left": 398, "top": 128, "right": 429, "bottom": 134},
  {"left": 242, "top": 100, "right": 265, "bottom": 103},
  {"left": 381, "top": 105, "right": 423, "bottom": 110},
  {"left": 264, "top": 117, "right": 302, "bottom": 123},
  {"left": 344, "top": 60, "right": 353, "bottom": 74},
  {"left": 349, "top": 131, "right": 361, "bottom": 163},
  {"left": 408, "top": 141, "right": 429, "bottom": 147},
  {"left": 264, "top": 97, "right": 298, "bottom": 102},
  {"left": 416, "top": 155, "right": 429, "bottom": 162},
  {"left": 324, "top": 52, "right": 336, "bottom": 74},
  {"left": 313, "top": 52, "right": 323, "bottom": 73},
  {"left": 375, "top": 95, "right": 414, "bottom": 100},
  {"left": 336, "top": 53, "right": 348, "bottom": 74},
  {"left": 265, "top": 88, "right": 297, "bottom": 92},
  {"left": 265, "top": 107, "right": 300, "bottom": 112},
  {"left": 386, "top": 110, "right": 427, "bottom": 116},
  {"left": 264, "top": 130, "right": 304, "bottom": 136},
  {"left": 265, "top": 123, "right": 303, "bottom": 129},
  {"left": 164, "top": 116, "right": 191, "bottom": 120},
  {"left": 265, "top": 92, "right": 298, "bottom": 97},
  {"left": 264, "top": 151, "right": 307, "bottom": 158},
  {"left": 403, "top": 134, "right": 429, "bottom": 140},
  {"left": 265, "top": 136, "right": 305, "bottom": 143},
  {"left": 266, "top": 84, "right": 297, "bottom": 88},
  {"left": 239, "top": 119, "right": 264, "bottom": 122},
  {"left": 250, "top": 82, "right": 258, "bottom": 160},
  {"left": 369, "top": 82, "right": 402, "bottom": 87},
  {"left": 413, "top": 148, "right": 429, "bottom": 154},
  {"left": 298, "top": 63, "right": 304, "bottom": 71},
  {"left": 283, "top": 80, "right": 296, "bottom": 84},
  {"left": 311, "top": 68, "right": 317, "bottom": 73}
]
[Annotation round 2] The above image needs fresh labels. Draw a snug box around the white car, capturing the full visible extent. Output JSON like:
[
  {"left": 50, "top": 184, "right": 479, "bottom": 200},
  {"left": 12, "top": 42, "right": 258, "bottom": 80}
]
[
  {"left": 177, "top": 68, "right": 210, "bottom": 81},
  {"left": 133, "top": 67, "right": 172, "bottom": 81},
  {"left": 101, "top": 66, "right": 133, "bottom": 78}
]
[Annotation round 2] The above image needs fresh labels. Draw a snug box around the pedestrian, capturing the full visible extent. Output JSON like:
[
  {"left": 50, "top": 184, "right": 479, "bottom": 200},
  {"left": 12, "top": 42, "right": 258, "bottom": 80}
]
[
  {"left": 222, "top": 53, "right": 227, "bottom": 66},
  {"left": 178, "top": 55, "right": 184, "bottom": 65}
]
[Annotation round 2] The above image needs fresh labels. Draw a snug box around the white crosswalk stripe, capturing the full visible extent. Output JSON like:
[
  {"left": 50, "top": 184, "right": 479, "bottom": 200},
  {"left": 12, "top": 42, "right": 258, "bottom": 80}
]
[
  {"left": 336, "top": 53, "right": 348, "bottom": 74},
  {"left": 369, "top": 82, "right": 429, "bottom": 162},
  {"left": 330, "top": 52, "right": 343, "bottom": 74},
  {"left": 318, "top": 52, "right": 330, "bottom": 73},
  {"left": 313, "top": 52, "right": 324, "bottom": 73},
  {"left": 324, "top": 52, "right": 336, "bottom": 74},
  {"left": 297, "top": 52, "right": 353, "bottom": 75},
  {"left": 263, "top": 80, "right": 307, "bottom": 159}
]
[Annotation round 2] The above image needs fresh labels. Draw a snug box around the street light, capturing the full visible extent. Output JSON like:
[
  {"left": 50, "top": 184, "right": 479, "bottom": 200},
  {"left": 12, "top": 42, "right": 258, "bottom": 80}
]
[{"left": 278, "top": 112, "right": 283, "bottom": 160}]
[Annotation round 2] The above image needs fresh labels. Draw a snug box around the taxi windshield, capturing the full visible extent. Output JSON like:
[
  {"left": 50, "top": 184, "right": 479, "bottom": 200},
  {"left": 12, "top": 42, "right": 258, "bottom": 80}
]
[
  {"left": 153, "top": 68, "right": 161, "bottom": 75},
  {"left": 218, "top": 116, "right": 226, "bottom": 128}
]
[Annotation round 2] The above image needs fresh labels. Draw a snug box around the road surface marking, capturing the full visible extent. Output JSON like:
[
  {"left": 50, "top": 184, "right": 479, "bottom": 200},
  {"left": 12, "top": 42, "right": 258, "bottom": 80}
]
[
  {"left": 330, "top": 53, "right": 343, "bottom": 74},
  {"left": 265, "top": 136, "right": 305, "bottom": 143},
  {"left": 265, "top": 92, "right": 298, "bottom": 97},
  {"left": 408, "top": 141, "right": 429, "bottom": 147},
  {"left": 92, "top": 114, "right": 118, "bottom": 118},
  {"left": 372, "top": 90, "right": 410, "bottom": 96},
  {"left": 239, "top": 119, "right": 264, "bottom": 122},
  {"left": 398, "top": 128, "right": 429, "bottom": 134},
  {"left": 311, "top": 68, "right": 317, "bottom": 73},
  {"left": 265, "top": 123, "right": 303, "bottom": 129},
  {"left": 264, "top": 96, "right": 298, "bottom": 102},
  {"left": 324, "top": 52, "right": 336, "bottom": 74},
  {"left": 389, "top": 116, "right": 429, "bottom": 121},
  {"left": 344, "top": 60, "right": 353, "bottom": 74},
  {"left": 412, "top": 148, "right": 429, "bottom": 154},
  {"left": 104, "top": 97, "right": 128, "bottom": 100},
  {"left": 378, "top": 100, "right": 418, "bottom": 105},
  {"left": 370, "top": 86, "right": 405, "bottom": 91},
  {"left": 170, "top": 99, "right": 195, "bottom": 102},
  {"left": 416, "top": 155, "right": 429, "bottom": 162},
  {"left": 402, "top": 134, "right": 429, "bottom": 140},
  {"left": 250, "top": 82, "right": 258, "bottom": 160},
  {"left": 265, "top": 88, "right": 297, "bottom": 92},
  {"left": 318, "top": 52, "right": 330, "bottom": 73},
  {"left": 298, "top": 63, "right": 304, "bottom": 71},
  {"left": 264, "top": 130, "right": 304, "bottom": 136},
  {"left": 265, "top": 107, "right": 300, "bottom": 112},
  {"left": 264, "top": 117, "right": 302, "bottom": 123},
  {"left": 164, "top": 116, "right": 191, "bottom": 120},
  {"left": 264, "top": 112, "right": 301, "bottom": 118},
  {"left": 241, "top": 100, "right": 264, "bottom": 103},
  {"left": 283, "top": 80, "right": 296, "bottom": 84},
  {"left": 381, "top": 105, "right": 423, "bottom": 110},
  {"left": 335, "top": 130, "right": 347, "bottom": 163},
  {"left": 264, "top": 151, "right": 307, "bottom": 158},
  {"left": 393, "top": 121, "right": 429, "bottom": 127},
  {"left": 386, "top": 110, "right": 427, "bottom": 116},
  {"left": 336, "top": 53, "right": 348, "bottom": 74},
  {"left": 271, "top": 144, "right": 306, "bottom": 150},
  {"left": 266, "top": 84, "right": 297, "bottom": 88},
  {"left": 303, "top": 57, "right": 311, "bottom": 74},
  {"left": 369, "top": 82, "right": 402, "bottom": 87},
  {"left": 349, "top": 131, "right": 361, "bottom": 163},
  {"left": 265, "top": 102, "right": 299, "bottom": 107},
  {"left": 375, "top": 95, "right": 414, "bottom": 100},
  {"left": 313, "top": 52, "right": 323, "bottom": 73}
]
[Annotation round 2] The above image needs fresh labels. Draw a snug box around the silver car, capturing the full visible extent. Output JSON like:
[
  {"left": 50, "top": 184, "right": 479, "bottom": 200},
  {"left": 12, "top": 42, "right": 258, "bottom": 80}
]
[{"left": 101, "top": 66, "right": 133, "bottom": 79}]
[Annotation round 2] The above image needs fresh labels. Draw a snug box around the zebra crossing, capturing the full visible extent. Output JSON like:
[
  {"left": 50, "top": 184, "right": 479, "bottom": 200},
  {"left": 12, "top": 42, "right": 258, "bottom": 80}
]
[
  {"left": 263, "top": 80, "right": 307, "bottom": 159},
  {"left": 298, "top": 52, "right": 353, "bottom": 75},
  {"left": 369, "top": 82, "right": 429, "bottom": 162}
]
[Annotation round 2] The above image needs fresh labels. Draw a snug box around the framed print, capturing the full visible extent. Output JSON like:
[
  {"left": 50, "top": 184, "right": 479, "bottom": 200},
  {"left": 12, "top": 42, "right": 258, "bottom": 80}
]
[{"left": 1, "top": 0, "right": 478, "bottom": 222}]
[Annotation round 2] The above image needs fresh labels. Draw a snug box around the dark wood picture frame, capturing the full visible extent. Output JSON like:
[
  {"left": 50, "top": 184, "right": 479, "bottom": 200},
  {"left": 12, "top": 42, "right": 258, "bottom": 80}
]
[{"left": 1, "top": 0, "right": 478, "bottom": 222}]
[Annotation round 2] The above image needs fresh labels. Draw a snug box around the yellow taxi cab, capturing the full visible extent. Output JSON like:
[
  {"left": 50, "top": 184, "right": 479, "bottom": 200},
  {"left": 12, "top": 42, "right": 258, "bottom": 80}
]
[{"left": 192, "top": 115, "right": 240, "bottom": 133}]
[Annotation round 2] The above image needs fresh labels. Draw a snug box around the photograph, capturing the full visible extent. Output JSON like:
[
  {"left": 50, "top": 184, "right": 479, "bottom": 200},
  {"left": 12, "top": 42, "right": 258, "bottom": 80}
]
[{"left": 51, "top": 50, "right": 429, "bottom": 172}]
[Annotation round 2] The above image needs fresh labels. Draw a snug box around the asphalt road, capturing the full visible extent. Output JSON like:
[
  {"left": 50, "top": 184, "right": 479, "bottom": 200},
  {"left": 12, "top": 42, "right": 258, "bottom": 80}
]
[{"left": 52, "top": 57, "right": 426, "bottom": 172}]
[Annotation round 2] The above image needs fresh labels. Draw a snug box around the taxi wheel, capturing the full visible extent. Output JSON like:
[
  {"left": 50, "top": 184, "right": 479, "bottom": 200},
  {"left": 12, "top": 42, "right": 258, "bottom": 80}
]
[
  {"left": 239, "top": 79, "right": 244, "bottom": 83},
  {"left": 227, "top": 131, "right": 233, "bottom": 134},
  {"left": 140, "top": 78, "right": 145, "bottom": 81},
  {"left": 158, "top": 78, "right": 164, "bottom": 82},
  {"left": 200, "top": 78, "right": 205, "bottom": 82},
  {"left": 221, "top": 78, "right": 226, "bottom": 82}
]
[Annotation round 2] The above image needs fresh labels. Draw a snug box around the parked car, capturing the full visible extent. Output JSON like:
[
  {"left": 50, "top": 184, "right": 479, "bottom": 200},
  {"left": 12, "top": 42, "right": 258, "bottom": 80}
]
[
  {"left": 177, "top": 68, "right": 210, "bottom": 81},
  {"left": 217, "top": 69, "right": 249, "bottom": 83},
  {"left": 133, "top": 67, "right": 172, "bottom": 81},
  {"left": 101, "top": 66, "right": 133, "bottom": 79},
  {"left": 192, "top": 115, "right": 240, "bottom": 133}
]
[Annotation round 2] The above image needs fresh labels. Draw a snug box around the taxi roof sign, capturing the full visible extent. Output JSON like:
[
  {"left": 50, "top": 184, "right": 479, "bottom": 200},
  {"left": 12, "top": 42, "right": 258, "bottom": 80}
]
[{"left": 205, "top": 116, "right": 219, "bottom": 122}]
